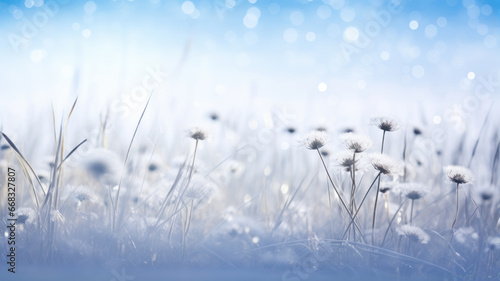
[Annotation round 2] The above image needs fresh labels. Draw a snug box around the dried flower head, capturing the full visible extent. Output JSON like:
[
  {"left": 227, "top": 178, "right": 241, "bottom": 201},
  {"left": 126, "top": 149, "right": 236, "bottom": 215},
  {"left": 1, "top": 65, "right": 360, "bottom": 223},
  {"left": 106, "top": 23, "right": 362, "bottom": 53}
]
[
  {"left": 81, "top": 149, "right": 121, "bottom": 184},
  {"left": 399, "top": 183, "right": 429, "bottom": 200},
  {"left": 209, "top": 112, "right": 219, "bottom": 121},
  {"left": 369, "top": 153, "right": 403, "bottom": 176},
  {"left": 15, "top": 208, "right": 35, "bottom": 225},
  {"left": 303, "top": 131, "right": 328, "bottom": 150},
  {"left": 476, "top": 186, "right": 495, "bottom": 202},
  {"left": 372, "top": 116, "right": 399, "bottom": 132},
  {"left": 189, "top": 127, "right": 208, "bottom": 141},
  {"left": 335, "top": 150, "right": 358, "bottom": 168},
  {"left": 74, "top": 186, "right": 98, "bottom": 204},
  {"left": 487, "top": 237, "right": 500, "bottom": 251},
  {"left": 379, "top": 181, "right": 394, "bottom": 193},
  {"left": 285, "top": 126, "right": 296, "bottom": 134},
  {"left": 413, "top": 127, "right": 422, "bottom": 136},
  {"left": 397, "top": 225, "right": 430, "bottom": 244},
  {"left": 320, "top": 149, "right": 330, "bottom": 157},
  {"left": 340, "top": 133, "right": 372, "bottom": 153},
  {"left": 444, "top": 165, "right": 473, "bottom": 184}
]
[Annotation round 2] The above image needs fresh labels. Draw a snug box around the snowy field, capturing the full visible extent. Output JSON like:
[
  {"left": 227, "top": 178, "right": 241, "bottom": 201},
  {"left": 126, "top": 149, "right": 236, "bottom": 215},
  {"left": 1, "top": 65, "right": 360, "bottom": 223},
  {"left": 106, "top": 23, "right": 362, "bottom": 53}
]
[{"left": 0, "top": 0, "right": 499, "bottom": 280}]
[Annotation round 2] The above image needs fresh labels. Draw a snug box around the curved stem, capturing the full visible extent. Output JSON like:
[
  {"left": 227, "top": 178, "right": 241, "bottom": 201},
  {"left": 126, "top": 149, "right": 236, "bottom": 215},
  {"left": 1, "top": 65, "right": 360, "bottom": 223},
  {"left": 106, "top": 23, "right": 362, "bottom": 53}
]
[
  {"left": 371, "top": 173, "right": 382, "bottom": 244},
  {"left": 351, "top": 152, "right": 357, "bottom": 214},
  {"left": 317, "top": 149, "right": 351, "bottom": 217},
  {"left": 342, "top": 172, "right": 381, "bottom": 240},
  {"left": 317, "top": 149, "right": 365, "bottom": 242}
]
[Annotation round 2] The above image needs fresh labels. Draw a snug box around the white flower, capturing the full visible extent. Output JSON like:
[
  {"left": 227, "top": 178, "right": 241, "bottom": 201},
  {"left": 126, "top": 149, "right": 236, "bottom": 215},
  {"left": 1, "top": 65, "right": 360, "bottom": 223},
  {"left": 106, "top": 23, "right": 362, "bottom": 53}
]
[
  {"left": 335, "top": 150, "right": 357, "bottom": 168},
  {"left": 487, "top": 237, "right": 500, "bottom": 251},
  {"left": 369, "top": 153, "right": 403, "bottom": 176},
  {"left": 399, "top": 183, "right": 429, "bottom": 200},
  {"left": 397, "top": 225, "right": 430, "bottom": 244},
  {"left": 371, "top": 116, "right": 399, "bottom": 132},
  {"left": 81, "top": 149, "right": 121, "bottom": 184},
  {"left": 455, "top": 227, "right": 478, "bottom": 245},
  {"left": 340, "top": 133, "right": 372, "bottom": 153},
  {"left": 379, "top": 181, "right": 394, "bottom": 193},
  {"left": 189, "top": 127, "right": 208, "bottom": 141},
  {"left": 444, "top": 165, "right": 473, "bottom": 184},
  {"left": 15, "top": 208, "right": 36, "bottom": 225},
  {"left": 476, "top": 185, "right": 496, "bottom": 202},
  {"left": 303, "top": 131, "right": 328, "bottom": 150},
  {"left": 74, "top": 186, "right": 98, "bottom": 204}
]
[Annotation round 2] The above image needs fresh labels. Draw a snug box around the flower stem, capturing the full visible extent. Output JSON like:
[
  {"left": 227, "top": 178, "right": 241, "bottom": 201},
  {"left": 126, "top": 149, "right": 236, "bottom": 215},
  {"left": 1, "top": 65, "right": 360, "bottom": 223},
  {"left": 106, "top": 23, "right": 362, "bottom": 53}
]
[
  {"left": 384, "top": 193, "right": 391, "bottom": 222},
  {"left": 371, "top": 175, "right": 381, "bottom": 244},
  {"left": 451, "top": 182, "right": 460, "bottom": 228},
  {"left": 381, "top": 130, "right": 386, "bottom": 154},
  {"left": 341, "top": 172, "right": 381, "bottom": 240},
  {"left": 316, "top": 149, "right": 363, "bottom": 239},
  {"left": 410, "top": 199, "right": 414, "bottom": 225}
]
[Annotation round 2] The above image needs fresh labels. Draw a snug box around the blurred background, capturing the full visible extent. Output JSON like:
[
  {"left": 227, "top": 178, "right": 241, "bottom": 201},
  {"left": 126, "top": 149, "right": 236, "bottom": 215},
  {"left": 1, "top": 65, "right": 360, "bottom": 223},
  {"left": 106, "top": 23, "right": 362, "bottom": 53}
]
[{"left": 0, "top": 0, "right": 498, "bottom": 134}]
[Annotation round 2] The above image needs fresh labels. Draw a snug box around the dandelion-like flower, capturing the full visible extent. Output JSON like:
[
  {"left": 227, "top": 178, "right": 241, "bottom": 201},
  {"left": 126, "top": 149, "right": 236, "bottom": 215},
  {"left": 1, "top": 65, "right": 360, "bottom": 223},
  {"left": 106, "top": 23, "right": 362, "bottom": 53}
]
[
  {"left": 445, "top": 165, "right": 473, "bottom": 228},
  {"left": 487, "top": 237, "right": 500, "bottom": 251},
  {"left": 74, "top": 186, "right": 98, "bottom": 204},
  {"left": 372, "top": 116, "right": 399, "bottom": 132},
  {"left": 444, "top": 165, "right": 473, "bottom": 184},
  {"left": 303, "top": 131, "right": 328, "bottom": 150},
  {"left": 399, "top": 183, "right": 429, "bottom": 200},
  {"left": 476, "top": 186, "right": 495, "bottom": 202},
  {"left": 413, "top": 127, "right": 422, "bottom": 136},
  {"left": 335, "top": 150, "right": 358, "bottom": 168},
  {"left": 320, "top": 149, "right": 330, "bottom": 157},
  {"left": 397, "top": 225, "right": 430, "bottom": 244},
  {"left": 189, "top": 127, "right": 208, "bottom": 141},
  {"left": 15, "top": 208, "right": 35, "bottom": 225},
  {"left": 379, "top": 181, "right": 394, "bottom": 193},
  {"left": 369, "top": 153, "right": 403, "bottom": 176},
  {"left": 340, "top": 133, "right": 372, "bottom": 153},
  {"left": 81, "top": 149, "right": 121, "bottom": 184},
  {"left": 209, "top": 112, "right": 219, "bottom": 121}
]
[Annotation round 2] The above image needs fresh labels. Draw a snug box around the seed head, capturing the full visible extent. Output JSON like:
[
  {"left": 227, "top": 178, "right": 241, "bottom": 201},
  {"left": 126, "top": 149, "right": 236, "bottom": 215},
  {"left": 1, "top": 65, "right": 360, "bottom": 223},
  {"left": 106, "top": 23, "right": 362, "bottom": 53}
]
[
  {"left": 444, "top": 165, "right": 473, "bottom": 184},
  {"left": 81, "top": 149, "right": 121, "bottom": 184},
  {"left": 399, "top": 183, "right": 429, "bottom": 200},
  {"left": 335, "top": 150, "right": 358, "bottom": 168},
  {"left": 303, "top": 131, "right": 328, "bottom": 150},
  {"left": 371, "top": 116, "right": 399, "bottom": 132},
  {"left": 369, "top": 153, "right": 403, "bottom": 176},
  {"left": 15, "top": 208, "right": 35, "bottom": 225},
  {"left": 189, "top": 127, "right": 208, "bottom": 141},
  {"left": 379, "top": 181, "right": 394, "bottom": 193},
  {"left": 487, "top": 237, "right": 500, "bottom": 251},
  {"left": 340, "top": 133, "right": 372, "bottom": 153},
  {"left": 476, "top": 186, "right": 495, "bottom": 202},
  {"left": 397, "top": 225, "right": 430, "bottom": 244}
]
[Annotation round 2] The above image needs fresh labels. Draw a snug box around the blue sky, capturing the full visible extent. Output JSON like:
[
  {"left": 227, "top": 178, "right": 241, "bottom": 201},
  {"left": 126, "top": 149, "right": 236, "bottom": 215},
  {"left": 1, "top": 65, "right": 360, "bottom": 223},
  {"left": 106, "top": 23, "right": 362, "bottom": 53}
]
[{"left": 0, "top": 0, "right": 498, "bottom": 108}]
